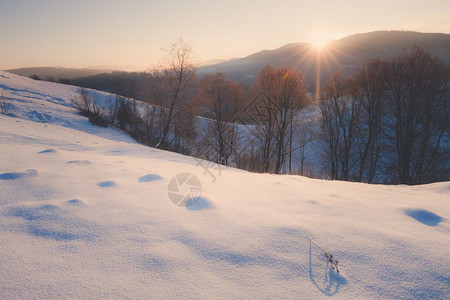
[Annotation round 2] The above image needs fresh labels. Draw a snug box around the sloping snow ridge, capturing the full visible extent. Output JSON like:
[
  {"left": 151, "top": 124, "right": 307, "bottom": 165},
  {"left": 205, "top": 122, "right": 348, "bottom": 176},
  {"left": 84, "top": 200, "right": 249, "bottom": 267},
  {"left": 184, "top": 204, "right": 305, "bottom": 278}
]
[{"left": 0, "top": 71, "right": 449, "bottom": 299}]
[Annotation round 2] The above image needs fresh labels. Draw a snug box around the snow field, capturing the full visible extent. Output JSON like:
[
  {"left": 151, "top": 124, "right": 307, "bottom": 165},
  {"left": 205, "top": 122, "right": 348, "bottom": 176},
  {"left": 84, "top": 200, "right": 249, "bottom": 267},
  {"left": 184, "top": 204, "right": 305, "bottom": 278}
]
[{"left": 0, "top": 71, "right": 449, "bottom": 299}]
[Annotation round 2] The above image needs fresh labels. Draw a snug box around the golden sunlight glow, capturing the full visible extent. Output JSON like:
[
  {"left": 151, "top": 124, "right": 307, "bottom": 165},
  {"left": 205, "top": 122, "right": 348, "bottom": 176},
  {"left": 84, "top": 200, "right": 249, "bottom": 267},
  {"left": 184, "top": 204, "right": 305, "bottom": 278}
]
[
  {"left": 311, "top": 34, "right": 328, "bottom": 50},
  {"left": 311, "top": 37, "right": 328, "bottom": 49},
  {"left": 295, "top": 35, "right": 347, "bottom": 101}
]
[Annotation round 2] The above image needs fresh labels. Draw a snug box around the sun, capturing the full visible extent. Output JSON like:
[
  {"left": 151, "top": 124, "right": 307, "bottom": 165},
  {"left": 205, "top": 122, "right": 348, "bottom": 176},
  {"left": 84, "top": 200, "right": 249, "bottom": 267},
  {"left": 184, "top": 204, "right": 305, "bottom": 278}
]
[{"left": 311, "top": 35, "right": 329, "bottom": 49}]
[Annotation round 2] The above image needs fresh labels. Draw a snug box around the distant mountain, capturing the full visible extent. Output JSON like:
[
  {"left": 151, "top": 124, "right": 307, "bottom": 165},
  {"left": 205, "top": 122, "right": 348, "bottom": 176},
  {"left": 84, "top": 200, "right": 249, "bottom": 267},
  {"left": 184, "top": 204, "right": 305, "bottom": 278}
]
[
  {"left": 8, "top": 31, "right": 450, "bottom": 90},
  {"left": 5, "top": 67, "right": 113, "bottom": 80},
  {"left": 70, "top": 71, "right": 150, "bottom": 99},
  {"left": 198, "top": 31, "right": 450, "bottom": 86},
  {"left": 200, "top": 58, "right": 239, "bottom": 67}
]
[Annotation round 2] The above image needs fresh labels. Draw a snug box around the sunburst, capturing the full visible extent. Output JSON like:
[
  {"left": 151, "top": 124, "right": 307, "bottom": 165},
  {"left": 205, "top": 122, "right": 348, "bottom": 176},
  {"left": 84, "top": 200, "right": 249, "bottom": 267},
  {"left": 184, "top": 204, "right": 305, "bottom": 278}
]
[
  {"left": 289, "top": 36, "right": 350, "bottom": 101},
  {"left": 312, "top": 38, "right": 328, "bottom": 50}
]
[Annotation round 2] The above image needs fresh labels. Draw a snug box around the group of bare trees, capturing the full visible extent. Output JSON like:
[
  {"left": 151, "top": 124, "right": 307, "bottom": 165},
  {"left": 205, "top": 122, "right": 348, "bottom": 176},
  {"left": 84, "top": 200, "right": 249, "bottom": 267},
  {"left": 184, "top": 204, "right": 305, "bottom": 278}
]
[
  {"left": 102, "top": 40, "right": 198, "bottom": 154},
  {"left": 319, "top": 47, "right": 449, "bottom": 184},
  {"left": 249, "top": 66, "right": 310, "bottom": 173},
  {"left": 148, "top": 40, "right": 197, "bottom": 151},
  {"left": 196, "top": 72, "right": 245, "bottom": 165},
  {"left": 72, "top": 40, "right": 448, "bottom": 184},
  {"left": 110, "top": 40, "right": 312, "bottom": 175}
]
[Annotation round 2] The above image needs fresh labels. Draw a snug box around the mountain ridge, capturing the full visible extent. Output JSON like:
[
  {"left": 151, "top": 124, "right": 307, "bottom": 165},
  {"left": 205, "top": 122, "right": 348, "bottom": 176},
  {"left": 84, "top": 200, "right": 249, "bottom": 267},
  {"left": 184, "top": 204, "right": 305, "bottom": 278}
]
[
  {"left": 6, "top": 31, "right": 450, "bottom": 87},
  {"left": 198, "top": 30, "right": 450, "bottom": 85}
]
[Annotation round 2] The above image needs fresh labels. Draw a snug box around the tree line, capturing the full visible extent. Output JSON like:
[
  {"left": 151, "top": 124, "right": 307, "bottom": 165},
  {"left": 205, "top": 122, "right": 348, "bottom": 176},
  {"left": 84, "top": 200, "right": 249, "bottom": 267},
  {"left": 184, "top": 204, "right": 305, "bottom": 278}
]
[
  {"left": 72, "top": 40, "right": 449, "bottom": 184},
  {"left": 319, "top": 47, "right": 449, "bottom": 184}
]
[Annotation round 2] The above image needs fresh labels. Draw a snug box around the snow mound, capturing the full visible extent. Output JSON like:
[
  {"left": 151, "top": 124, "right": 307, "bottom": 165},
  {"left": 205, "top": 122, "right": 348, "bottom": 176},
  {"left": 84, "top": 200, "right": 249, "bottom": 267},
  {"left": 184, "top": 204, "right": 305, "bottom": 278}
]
[
  {"left": 38, "top": 148, "right": 58, "bottom": 154},
  {"left": 67, "top": 160, "right": 91, "bottom": 165},
  {"left": 186, "top": 196, "right": 215, "bottom": 211},
  {"left": 406, "top": 209, "right": 444, "bottom": 226},
  {"left": 0, "top": 169, "right": 38, "bottom": 180},
  {"left": 98, "top": 180, "right": 116, "bottom": 188},
  {"left": 138, "top": 173, "right": 163, "bottom": 182},
  {"left": 66, "top": 199, "right": 87, "bottom": 206},
  {"left": 3, "top": 203, "right": 99, "bottom": 241}
]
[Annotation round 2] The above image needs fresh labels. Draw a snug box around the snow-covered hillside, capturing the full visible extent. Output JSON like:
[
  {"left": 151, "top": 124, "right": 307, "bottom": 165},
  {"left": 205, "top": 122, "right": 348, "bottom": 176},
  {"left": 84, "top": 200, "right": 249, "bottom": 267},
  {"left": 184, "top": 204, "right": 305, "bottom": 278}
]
[{"left": 1, "top": 71, "right": 449, "bottom": 299}]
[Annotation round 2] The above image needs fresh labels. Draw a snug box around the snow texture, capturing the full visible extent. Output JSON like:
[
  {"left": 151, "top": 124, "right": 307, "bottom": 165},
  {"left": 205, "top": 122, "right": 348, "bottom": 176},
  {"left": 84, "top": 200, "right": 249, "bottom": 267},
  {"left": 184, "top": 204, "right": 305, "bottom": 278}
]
[{"left": 0, "top": 71, "right": 449, "bottom": 299}]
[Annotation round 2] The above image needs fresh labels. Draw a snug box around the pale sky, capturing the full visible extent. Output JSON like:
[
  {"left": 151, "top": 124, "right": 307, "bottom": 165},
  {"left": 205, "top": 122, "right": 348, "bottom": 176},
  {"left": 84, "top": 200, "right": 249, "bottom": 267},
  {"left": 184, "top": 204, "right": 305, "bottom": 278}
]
[{"left": 1, "top": 0, "right": 449, "bottom": 70}]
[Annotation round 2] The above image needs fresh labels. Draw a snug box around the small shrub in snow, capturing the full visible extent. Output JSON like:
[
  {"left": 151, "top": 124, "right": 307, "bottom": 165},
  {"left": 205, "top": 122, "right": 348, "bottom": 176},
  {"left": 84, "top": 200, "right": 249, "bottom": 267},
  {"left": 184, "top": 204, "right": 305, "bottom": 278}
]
[
  {"left": 71, "top": 88, "right": 109, "bottom": 127},
  {"left": 71, "top": 88, "right": 94, "bottom": 116},
  {"left": 310, "top": 237, "right": 340, "bottom": 273},
  {"left": 88, "top": 110, "right": 109, "bottom": 127}
]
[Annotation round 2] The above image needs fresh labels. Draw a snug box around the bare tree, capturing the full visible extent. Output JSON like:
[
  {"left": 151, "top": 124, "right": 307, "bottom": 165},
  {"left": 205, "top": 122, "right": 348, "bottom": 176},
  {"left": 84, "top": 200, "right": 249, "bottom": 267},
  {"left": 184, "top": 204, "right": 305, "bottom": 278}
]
[
  {"left": 71, "top": 88, "right": 109, "bottom": 127},
  {"left": 319, "top": 72, "right": 362, "bottom": 180},
  {"left": 384, "top": 47, "right": 449, "bottom": 184},
  {"left": 253, "top": 65, "right": 309, "bottom": 173},
  {"left": 352, "top": 59, "right": 386, "bottom": 182},
  {"left": 197, "top": 72, "right": 245, "bottom": 165},
  {"left": 109, "top": 74, "right": 124, "bottom": 124},
  {"left": 71, "top": 88, "right": 94, "bottom": 116},
  {"left": 173, "top": 101, "right": 198, "bottom": 155},
  {"left": 149, "top": 39, "right": 197, "bottom": 149},
  {"left": 141, "top": 99, "right": 158, "bottom": 146},
  {"left": 0, "top": 93, "right": 9, "bottom": 115},
  {"left": 295, "top": 118, "right": 316, "bottom": 175}
]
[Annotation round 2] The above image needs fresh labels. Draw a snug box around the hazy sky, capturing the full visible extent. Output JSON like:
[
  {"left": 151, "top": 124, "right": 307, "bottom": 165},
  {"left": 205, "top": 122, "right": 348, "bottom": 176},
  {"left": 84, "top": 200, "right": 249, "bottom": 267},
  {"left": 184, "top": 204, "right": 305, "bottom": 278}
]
[{"left": 1, "top": 0, "right": 449, "bottom": 70}]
